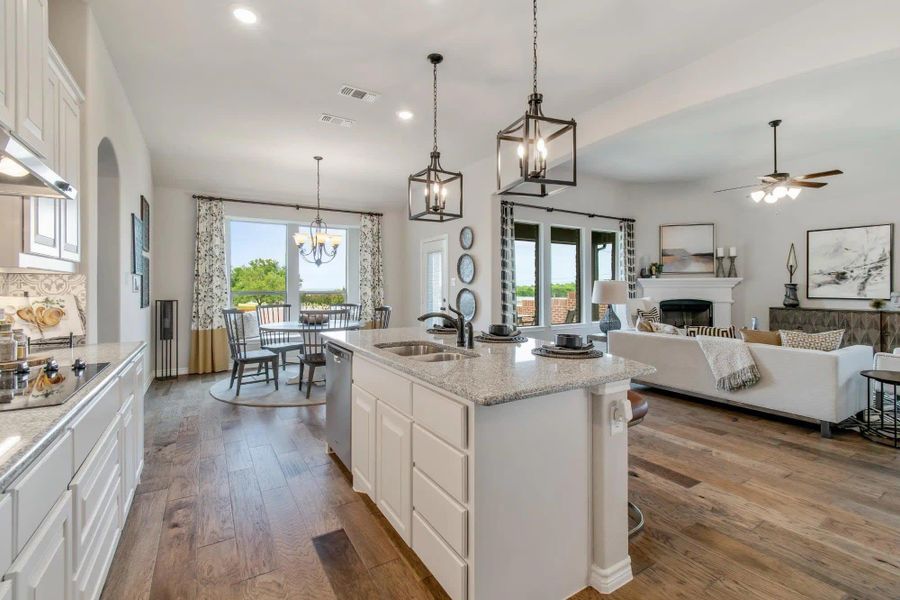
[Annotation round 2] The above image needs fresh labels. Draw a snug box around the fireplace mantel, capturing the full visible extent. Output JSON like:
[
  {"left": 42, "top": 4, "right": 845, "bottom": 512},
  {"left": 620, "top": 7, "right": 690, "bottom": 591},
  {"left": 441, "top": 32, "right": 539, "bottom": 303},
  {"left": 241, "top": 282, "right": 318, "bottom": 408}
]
[{"left": 638, "top": 278, "right": 742, "bottom": 327}]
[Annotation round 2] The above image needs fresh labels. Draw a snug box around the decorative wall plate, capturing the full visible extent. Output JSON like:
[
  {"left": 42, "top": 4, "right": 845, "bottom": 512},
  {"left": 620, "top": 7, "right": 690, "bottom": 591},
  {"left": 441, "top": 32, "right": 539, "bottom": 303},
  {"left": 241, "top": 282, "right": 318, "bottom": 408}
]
[
  {"left": 456, "top": 288, "right": 477, "bottom": 321},
  {"left": 457, "top": 253, "right": 475, "bottom": 284},
  {"left": 460, "top": 226, "right": 474, "bottom": 250}
]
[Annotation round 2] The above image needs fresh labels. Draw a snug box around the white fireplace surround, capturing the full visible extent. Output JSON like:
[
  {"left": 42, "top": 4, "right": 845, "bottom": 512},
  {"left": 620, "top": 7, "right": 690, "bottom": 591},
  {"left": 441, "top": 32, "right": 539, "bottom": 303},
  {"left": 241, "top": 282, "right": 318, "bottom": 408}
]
[{"left": 638, "top": 278, "right": 742, "bottom": 328}]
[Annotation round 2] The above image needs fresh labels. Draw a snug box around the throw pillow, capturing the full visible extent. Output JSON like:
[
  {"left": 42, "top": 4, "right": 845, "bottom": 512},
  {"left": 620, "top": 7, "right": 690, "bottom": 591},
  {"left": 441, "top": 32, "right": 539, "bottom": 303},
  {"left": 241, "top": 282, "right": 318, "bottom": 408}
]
[
  {"left": 635, "top": 317, "right": 654, "bottom": 333},
  {"left": 635, "top": 307, "right": 661, "bottom": 323},
  {"left": 686, "top": 325, "right": 737, "bottom": 339},
  {"left": 740, "top": 329, "right": 782, "bottom": 346},
  {"left": 650, "top": 322, "right": 683, "bottom": 335},
  {"left": 779, "top": 329, "right": 844, "bottom": 352}
]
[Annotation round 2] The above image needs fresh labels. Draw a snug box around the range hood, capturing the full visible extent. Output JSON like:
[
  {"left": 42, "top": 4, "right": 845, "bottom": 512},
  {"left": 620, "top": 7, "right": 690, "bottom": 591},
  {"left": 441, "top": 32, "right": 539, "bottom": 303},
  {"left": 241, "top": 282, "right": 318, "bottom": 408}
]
[{"left": 0, "top": 128, "right": 76, "bottom": 200}]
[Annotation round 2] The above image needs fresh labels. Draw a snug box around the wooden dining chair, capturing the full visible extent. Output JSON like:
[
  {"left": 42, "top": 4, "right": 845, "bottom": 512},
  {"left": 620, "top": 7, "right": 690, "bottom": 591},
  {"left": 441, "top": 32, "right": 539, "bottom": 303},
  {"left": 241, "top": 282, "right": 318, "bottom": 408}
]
[
  {"left": 331, "top": 303, "right": 361, "bottom": 321},
  {"left": 373, "top": 306, "right": 392, "bottom": 329},
  {"left": 297, "top": 309, "right": 350, "bottom": 398},
  {"left": 256, "top": 303, "right": 304, "bottom": 371},
  {"left": 223, "top": 308, "right": 279, "bottom": 396}
]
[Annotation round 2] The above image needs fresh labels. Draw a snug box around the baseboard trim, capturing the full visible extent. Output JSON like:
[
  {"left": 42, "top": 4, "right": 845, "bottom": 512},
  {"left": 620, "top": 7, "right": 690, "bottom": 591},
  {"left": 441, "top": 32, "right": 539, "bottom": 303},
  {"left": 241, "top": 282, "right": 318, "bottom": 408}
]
[{"left": 589, "top": 557, "right": 633, "bottom": 594}]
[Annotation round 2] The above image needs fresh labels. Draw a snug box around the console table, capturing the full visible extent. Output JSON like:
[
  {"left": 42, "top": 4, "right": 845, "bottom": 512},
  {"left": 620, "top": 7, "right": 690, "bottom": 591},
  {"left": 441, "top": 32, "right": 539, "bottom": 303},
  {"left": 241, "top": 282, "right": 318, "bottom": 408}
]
[{"left": 769, "top": 307, "right": 900, "bottom": 353}]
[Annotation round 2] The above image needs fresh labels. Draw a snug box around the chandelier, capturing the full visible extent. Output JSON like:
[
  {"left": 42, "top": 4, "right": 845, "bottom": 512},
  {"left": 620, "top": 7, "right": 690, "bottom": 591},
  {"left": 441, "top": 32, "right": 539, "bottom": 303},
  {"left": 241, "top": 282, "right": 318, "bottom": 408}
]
[
  {"left": 293, "top": 156, "right": 340, "bottom": 266},
  {"left": 408, "top": 53, "right": 463, "bottom": 222},
  {"left": 496, "top": 0, "right": 576, "bottom": 198}
]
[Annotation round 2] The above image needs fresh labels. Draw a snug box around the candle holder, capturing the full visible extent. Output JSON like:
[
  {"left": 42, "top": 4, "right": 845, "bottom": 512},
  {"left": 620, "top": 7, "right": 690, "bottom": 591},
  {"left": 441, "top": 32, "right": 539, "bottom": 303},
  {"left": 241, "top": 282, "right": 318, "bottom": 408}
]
[
  {"left": 715, "top": 257, "right": 726, "bottom": 277},
  {"left": 727, "top": 257, "right": 737, "bottom": 278}
]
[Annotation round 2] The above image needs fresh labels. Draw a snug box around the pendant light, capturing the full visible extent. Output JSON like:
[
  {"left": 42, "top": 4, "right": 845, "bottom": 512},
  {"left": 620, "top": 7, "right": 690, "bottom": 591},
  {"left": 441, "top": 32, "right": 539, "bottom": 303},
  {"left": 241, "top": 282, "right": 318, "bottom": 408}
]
[
  {"left": 408, "top": 53, "right": 463, "bottom": 222},
  {"left": 496, "top": 0, "right": 576, "bottom": 198},
  {"left": 294, "top": 156, "right": 341, "bottom": 266}
]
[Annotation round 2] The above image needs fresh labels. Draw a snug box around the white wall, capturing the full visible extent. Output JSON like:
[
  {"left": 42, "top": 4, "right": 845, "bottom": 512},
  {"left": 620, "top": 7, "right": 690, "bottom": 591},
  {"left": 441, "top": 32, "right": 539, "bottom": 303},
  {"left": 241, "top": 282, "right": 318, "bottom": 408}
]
[
  {"left": 627, "top": 134, "right": 900, "bottom": 330},
  {"left": 152, "top": 186, "right": 408, "bottom": 373}
]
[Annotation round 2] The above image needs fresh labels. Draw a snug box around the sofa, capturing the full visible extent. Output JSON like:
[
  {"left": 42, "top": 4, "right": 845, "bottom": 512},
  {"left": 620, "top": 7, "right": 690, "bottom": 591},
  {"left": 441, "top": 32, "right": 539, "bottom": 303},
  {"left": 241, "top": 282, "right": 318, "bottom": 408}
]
[{"left": 608, "top": 330, "right": 873, "bottom": 436}]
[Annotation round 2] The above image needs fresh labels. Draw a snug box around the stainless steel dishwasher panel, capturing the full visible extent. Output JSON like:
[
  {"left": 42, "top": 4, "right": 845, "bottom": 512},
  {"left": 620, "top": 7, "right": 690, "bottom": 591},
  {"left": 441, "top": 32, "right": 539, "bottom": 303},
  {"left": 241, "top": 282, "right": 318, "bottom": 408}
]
[{"left": 325, "top": 342, "right": 352, "bottom": 469}]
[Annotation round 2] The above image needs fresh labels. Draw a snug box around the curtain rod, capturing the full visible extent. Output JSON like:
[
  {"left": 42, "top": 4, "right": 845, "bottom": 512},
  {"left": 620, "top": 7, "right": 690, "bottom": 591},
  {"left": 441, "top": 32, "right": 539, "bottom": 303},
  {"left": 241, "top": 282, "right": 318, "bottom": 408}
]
[
  {"left": 501, "top": 199, "right": 635, "bottom": 223},
  {"left": 192, "top": 194, "right": 384, "bottom": 217}
]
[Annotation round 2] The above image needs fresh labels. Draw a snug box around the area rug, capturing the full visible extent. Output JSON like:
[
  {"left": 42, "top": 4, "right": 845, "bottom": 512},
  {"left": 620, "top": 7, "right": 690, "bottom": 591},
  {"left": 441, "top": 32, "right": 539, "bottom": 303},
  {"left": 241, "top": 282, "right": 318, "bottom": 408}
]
[{"left": 208, "top": 365, "right": 325, "bottom": 407}]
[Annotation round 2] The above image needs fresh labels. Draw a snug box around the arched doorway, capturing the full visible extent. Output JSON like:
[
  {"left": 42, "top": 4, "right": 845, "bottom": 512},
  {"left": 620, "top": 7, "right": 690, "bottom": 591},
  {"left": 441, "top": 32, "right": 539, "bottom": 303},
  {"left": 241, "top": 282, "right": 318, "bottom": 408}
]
[{"left": 97, "top": 138, "right": 121, "bottom": 343}]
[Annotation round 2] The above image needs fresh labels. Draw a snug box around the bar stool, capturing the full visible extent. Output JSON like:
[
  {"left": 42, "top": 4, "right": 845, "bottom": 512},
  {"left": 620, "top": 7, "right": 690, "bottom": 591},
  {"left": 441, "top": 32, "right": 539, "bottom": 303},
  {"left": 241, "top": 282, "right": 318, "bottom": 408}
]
[{"left": 627, "top": 389, "right": 649, "bottom": 537}]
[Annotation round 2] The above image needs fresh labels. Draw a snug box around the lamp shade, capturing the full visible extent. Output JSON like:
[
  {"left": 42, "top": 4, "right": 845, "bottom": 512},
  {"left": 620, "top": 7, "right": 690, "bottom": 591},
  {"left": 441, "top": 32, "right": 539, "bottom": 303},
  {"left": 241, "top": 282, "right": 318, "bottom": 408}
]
[{"left": 592, "top": 280, "right": 627, "bottom": 305}]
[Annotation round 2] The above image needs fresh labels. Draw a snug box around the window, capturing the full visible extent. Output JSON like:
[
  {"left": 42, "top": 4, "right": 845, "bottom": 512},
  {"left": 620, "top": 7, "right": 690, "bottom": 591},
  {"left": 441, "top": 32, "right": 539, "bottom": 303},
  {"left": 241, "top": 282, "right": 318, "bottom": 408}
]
[
  {"left": 513, "top": 223, "right": 540, "bottom": 327},
  {"left": 591, "top": 231, "right": 617, "bottom": 320},
  {"left": 298, "top": 226, "right": 348, "bottom": 308},
  {"left": 228, "top": 220, "right": 287, "bottom": 307},
  {"left": 550, "top": 227, "right": 581, "bottom": 325}
]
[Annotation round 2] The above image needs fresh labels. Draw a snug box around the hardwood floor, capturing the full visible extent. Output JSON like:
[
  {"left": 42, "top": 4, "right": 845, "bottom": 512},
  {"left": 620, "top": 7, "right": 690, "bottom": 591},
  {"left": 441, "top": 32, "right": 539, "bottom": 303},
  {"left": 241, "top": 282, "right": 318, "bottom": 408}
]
[{"left": 102, "top": 375, "right": 899, "bottom": 600}]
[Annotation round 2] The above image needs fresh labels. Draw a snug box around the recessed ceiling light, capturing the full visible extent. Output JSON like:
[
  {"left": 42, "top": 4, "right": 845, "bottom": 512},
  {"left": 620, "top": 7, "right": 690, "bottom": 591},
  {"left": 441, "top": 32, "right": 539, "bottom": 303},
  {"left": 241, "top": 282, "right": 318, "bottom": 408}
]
[
  {"left": 397, "top": 110, "right": 414, "bottom": 121},
  {"left": 232, "top": 7, "right": 258, "bottom": 25}
]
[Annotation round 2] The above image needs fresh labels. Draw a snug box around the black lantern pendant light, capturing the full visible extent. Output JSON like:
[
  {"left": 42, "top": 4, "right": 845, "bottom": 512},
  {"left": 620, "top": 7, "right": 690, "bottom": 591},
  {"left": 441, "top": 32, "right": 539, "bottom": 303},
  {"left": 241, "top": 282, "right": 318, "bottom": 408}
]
[
  {"left": 496, "top": 0, "right": 576, "bottom": 197},
  {"left": 408, "top": 53, "right": 463, "bottom": 222},
  {"left": 294, "top": 156, "right": 341, "bottom": 266}
]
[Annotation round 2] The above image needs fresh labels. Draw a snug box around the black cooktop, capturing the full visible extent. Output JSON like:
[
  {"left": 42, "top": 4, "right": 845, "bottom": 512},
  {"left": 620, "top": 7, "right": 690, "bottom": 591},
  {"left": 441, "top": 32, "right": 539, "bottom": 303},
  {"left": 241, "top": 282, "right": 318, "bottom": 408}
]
[{"left": 0, "top": 362, "right": 111, "bottom": 412}]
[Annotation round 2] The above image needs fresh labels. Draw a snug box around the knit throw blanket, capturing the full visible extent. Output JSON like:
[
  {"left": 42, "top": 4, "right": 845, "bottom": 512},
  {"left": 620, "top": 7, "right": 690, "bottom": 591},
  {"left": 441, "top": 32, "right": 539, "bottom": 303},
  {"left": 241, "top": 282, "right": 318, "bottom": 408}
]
[{"left": 695, "top": 335, "right": 761, "bottom": 391}]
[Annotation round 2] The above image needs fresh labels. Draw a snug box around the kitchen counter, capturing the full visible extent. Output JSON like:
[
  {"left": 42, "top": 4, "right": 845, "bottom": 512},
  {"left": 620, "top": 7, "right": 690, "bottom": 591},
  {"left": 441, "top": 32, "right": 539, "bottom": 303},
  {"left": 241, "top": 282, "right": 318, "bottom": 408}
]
[
  {"left": 0, "top": 341, "right": 145, "bottom": 491},
  {"left": 323, "top": 326, "right": 655, "bottom": 405}
]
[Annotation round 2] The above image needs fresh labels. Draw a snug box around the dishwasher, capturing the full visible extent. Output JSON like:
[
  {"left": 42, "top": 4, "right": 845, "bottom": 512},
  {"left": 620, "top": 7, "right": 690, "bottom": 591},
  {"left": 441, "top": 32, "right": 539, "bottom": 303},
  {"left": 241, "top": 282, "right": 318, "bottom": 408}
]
[{"left": 325, "top": 342, "right": 352, "bottom": 470}]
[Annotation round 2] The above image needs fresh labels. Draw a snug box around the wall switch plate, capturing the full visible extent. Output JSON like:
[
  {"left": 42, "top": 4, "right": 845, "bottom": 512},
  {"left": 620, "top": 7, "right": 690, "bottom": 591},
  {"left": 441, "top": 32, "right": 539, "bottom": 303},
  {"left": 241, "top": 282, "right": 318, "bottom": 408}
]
[{"left": 451, "top": 277, "right": 457, "bottom": 287}]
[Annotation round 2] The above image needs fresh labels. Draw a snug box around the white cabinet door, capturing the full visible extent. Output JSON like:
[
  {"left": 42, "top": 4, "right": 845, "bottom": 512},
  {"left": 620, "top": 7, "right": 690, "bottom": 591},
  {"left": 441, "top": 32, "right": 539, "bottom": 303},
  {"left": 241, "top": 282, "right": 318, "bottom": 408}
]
[
  {"left": 14, "top": 0, "right": 49, "bottom": 158},
  {"left": 0, "top": 0, "right": 15, "bottom": 130},
  {"left": 6, "top": 490, "right": 74, "bottom": 600},
  {"left": 23, "top": 195, "right": 59, "bottom": 257},
  {"left": 351, "top": 384, "right": 376, "bottom": 497},
  {"left": 376, "top": 400, "right": 412, "bottom": 543},
  {"left": 56, "top": 65, "right": 80, "bottom": 262},
  {"left": 118, "top": 393, "right": 136, "bottom": 520}
]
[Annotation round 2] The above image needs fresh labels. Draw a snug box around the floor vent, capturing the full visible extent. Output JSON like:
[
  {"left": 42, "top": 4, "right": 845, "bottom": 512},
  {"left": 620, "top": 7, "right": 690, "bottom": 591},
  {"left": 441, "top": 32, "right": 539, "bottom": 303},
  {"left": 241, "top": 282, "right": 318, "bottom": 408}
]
[
  {"left": 339, "top": 84, "right": 380, "bottom": 103},
  {"left": 319, "top": 113, "right": 356, "bottom": 128}
]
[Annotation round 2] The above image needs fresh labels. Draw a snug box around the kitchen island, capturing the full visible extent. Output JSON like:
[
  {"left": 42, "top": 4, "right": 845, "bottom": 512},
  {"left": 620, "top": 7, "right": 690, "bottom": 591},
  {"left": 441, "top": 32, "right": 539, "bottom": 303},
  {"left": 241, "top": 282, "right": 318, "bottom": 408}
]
[{"left": 323, "top": 326, "right": 654, "bottom": 599}]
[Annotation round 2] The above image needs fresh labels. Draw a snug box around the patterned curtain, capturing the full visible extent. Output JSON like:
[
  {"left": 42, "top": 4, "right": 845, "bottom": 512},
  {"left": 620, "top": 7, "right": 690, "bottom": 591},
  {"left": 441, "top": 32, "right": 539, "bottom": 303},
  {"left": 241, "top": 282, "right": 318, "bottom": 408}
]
[
  {"left": 359, "top": 214, "right": 385, "bottom": 324},
  {"left": 499, "top": 202, "right": 518, "bottom": 325},
  {"left": 188, "top": 199, "right": 230, "bottom": 373},
  {"left": 618, "top": 220, "right": 637, "bottom": 298}
]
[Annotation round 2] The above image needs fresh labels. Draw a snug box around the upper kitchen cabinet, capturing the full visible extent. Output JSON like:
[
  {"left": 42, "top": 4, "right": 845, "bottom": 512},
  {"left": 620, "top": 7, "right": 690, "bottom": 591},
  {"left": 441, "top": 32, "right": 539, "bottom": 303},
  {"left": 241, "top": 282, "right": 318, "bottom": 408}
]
[
  {"left": 0, "top": 0, "right": 15, "bottom": 130},
  {"left": 51, "top": 45, "right": 82, "bottom": 261},
  {"left": 15, "top": 0, "right": 50, "bottom": 159}
]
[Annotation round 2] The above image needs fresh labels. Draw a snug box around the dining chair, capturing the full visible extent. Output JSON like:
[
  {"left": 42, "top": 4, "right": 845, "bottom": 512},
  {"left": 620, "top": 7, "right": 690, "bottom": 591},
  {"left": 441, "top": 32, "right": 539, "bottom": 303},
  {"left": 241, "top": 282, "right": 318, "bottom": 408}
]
[
  {"left": 297, "top": 309, "right": 350, "bottom": 398},
  {"left": 256, "top": 303, "right": 304, "bottom": 371},
  {"left": 223, "top": 308, "right": 279, "bottom": 396},
  {"left": 373, "top": 306, "right": 392, "bottom": 329},
  {"left": 331, "top": 303, "right": 362, "bottom": 321}
]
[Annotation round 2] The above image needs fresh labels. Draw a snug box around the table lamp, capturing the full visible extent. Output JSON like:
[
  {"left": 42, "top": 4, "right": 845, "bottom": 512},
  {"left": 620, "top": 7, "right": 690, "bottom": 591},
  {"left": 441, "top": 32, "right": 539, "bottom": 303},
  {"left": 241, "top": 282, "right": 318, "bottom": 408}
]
[{"left": 592, "top": 280, "right": 628, "bottom": 333}]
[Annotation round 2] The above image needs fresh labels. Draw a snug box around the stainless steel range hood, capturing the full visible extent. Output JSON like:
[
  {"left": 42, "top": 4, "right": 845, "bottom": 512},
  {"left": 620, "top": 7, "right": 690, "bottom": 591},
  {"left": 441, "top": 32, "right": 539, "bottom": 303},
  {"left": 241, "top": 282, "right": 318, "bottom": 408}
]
[{"left": 0, "top": 128, "right": 76, "bottom": 200}]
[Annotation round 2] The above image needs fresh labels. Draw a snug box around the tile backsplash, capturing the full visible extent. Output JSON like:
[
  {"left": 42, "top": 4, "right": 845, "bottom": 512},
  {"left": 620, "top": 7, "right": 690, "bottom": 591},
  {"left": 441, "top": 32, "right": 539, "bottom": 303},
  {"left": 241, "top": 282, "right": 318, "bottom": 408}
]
[{"left": 0, "top": 272, "right": 87, "bottom": 342}]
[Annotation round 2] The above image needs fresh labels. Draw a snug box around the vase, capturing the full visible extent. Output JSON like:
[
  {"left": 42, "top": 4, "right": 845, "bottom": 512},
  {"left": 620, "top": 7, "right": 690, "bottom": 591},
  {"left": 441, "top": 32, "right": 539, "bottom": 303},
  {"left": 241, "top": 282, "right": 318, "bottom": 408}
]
[{"left": 783, "top": 283, "right": 800, "bottom": 308}]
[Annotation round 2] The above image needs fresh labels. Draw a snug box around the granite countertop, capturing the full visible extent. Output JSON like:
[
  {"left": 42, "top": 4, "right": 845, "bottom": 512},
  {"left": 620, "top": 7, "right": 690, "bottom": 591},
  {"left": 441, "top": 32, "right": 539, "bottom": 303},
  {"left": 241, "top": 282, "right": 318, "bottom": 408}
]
[
  {"left": 323, "top": 326, "right": 654, "bottom": 406},
  {"left": 0, "top": 342, "right": 145, "bottom": 492}
]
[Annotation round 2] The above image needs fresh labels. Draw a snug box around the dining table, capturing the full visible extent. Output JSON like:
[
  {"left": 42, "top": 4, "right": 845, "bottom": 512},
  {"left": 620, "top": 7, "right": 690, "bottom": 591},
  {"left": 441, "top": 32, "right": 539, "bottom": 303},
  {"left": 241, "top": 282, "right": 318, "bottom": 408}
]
[{"left": 258, "top": 319, "right": 362, "bottom": 385}]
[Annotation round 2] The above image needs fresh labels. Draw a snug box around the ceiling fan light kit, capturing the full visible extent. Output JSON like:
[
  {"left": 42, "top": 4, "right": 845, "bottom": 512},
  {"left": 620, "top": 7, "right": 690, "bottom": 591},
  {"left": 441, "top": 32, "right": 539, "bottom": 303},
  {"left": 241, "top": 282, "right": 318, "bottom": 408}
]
[
  {"left": 496, "top": 0, "right": 576, "bottom": 198},
  {"left": 408, "top": 53, "right": 464, "bottom": 222},
  {"left": 716, "top": 119, "right": 842, "bottom": 205}
]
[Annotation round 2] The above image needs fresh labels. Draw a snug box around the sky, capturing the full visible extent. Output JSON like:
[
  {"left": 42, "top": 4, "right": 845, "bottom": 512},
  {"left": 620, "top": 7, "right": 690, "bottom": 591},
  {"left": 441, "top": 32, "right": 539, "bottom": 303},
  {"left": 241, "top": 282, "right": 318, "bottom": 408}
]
[
  {"left": 515, "top": 240, "right": 614, "bottom": 287},
  {"left": 229, "top": 220, "right": 347, "bottom": 291}
]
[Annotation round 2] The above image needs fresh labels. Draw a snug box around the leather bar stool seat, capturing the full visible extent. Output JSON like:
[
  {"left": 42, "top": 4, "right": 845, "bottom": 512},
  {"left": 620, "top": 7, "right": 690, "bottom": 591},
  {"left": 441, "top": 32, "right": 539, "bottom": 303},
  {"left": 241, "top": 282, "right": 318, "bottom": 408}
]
[{"left": 626, "top": 389, "right": 649, "bottom": 537}]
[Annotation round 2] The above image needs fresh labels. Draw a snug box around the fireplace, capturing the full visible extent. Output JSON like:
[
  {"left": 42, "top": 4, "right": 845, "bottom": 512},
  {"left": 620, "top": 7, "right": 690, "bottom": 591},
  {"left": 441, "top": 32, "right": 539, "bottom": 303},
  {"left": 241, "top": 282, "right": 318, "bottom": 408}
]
[{"left": 659, "top": 299, "right": 713, "bottom": 328}]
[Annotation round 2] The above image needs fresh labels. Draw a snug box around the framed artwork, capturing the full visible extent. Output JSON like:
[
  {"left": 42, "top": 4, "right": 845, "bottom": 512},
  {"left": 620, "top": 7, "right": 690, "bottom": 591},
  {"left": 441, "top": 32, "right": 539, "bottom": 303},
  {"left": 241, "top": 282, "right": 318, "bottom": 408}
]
[
  {"left": 141, "top": 195, "right": 150, "bottom": 252},
  {"left": 659, "top": 223, "right": 715, "bottom": 275},
  {"left": 141, "top": 256, "right": 150, "bottom": 308},
  {"left": 807, "top": 224, "right": 893, "bottom": 300},
  {"left": 132, "top": 214, "right": 143, "bottom": 274}
]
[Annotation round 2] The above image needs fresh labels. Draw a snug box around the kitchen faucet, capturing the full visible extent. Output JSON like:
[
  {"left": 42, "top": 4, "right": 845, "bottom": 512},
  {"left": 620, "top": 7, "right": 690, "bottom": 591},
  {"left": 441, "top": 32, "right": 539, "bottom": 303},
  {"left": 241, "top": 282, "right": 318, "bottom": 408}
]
[{"left": 418, "top": 301, "right": 473, "bottom": 348}]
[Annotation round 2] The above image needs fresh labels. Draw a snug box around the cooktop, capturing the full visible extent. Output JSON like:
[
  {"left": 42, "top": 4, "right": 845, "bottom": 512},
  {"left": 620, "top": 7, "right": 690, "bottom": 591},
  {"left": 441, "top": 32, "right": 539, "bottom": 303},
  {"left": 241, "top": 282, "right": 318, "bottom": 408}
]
[{"left": 0, "top": 362, "right": 111, "bottom": 412}]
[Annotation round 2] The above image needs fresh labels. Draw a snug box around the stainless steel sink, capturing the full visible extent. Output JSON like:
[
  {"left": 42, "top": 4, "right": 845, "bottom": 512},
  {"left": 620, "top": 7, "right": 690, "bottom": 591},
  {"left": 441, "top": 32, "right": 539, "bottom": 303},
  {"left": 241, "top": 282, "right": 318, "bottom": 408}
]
[
  {"left": 375, "top": 341, "right": 478, "bottom": 361},
  {"left": 378, "top": 343, "right": 445, "bottom": 357},
  {"left": 412, "top": 352, "right": 473, "bottom": 363}
]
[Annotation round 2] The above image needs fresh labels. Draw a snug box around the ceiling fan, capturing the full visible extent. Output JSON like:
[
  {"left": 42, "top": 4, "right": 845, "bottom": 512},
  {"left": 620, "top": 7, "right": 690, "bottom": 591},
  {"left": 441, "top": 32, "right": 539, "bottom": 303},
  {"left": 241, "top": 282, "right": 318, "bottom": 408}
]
[{"left": 714, "top": 119, "right": 842, "bottom": 204}]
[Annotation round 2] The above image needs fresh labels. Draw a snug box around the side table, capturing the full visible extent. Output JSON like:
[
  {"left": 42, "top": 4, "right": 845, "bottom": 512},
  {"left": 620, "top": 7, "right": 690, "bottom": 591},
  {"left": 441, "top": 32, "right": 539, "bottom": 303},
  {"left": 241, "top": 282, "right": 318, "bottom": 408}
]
[{"left": 858, "top": 370, "right": 899, "bottom": 448}]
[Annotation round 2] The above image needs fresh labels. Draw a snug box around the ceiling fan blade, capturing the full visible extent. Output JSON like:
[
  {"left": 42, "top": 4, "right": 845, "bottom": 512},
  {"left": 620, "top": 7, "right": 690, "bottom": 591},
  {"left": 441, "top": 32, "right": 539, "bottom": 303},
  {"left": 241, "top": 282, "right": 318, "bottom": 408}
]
[
  {"left": 791, "top": 180, "right": 827, "bottom": 188},
  {"left": 714, "top": 184, "right": 759, "bottom": 193},
  {"left": 796, "top": 169, "right": 843, "bottom": 179}
]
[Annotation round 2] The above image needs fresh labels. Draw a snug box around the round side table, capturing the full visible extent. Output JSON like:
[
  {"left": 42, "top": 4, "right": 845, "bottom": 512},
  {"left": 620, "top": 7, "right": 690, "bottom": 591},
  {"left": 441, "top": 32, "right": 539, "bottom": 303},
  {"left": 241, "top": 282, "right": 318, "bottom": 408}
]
[{"left": 858, "top": 370, "right": 900, "bottom": 448}]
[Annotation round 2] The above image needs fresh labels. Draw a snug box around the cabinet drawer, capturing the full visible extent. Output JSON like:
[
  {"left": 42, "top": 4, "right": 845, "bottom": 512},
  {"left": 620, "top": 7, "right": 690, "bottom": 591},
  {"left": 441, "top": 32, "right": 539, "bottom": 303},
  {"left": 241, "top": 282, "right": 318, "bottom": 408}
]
[
  {"left": 73, "top": 477, "right": 120, "bottom": 600},
  {"left": 11, "top": 430, "right": 73, "bottom": 554},
  {"left": 355, "top": 357, "right": 412, "bottom": 415},
  {"left": 412, "top": 511, "right": 467, "bottom": 600},
  {"left": 69, "top": 377, "right": 119, "bottom": 471},
  {"left": 0, "top": 493, "right": 11, "bottom": 574},
  {"left": 70, "top": 416, "right": 120, "bottom": 570},
  {"left": 413, "top": 384, "right": 467, "bottom": 449},
  {"left": 413, "top": 425, "right": 467, "bottom": 504},
  {"left": 413, "top": 468, "right": 467, "bottom": 557}
]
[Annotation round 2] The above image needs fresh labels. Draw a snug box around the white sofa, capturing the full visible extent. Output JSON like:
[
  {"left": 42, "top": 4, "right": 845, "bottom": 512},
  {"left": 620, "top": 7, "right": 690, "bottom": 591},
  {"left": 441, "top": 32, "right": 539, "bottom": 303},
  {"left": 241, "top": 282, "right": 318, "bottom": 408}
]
[{"left": 609, "top": 330, "right": 874, "bottom": 436}]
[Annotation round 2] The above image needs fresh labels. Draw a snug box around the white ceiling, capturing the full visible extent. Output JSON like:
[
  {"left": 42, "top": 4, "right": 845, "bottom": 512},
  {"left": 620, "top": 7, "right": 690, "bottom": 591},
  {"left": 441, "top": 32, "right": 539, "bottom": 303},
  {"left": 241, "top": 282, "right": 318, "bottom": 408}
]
[
  {"left": 89, "top": 0, "right": 821, "bottom": 207},
  {"left": 578, "top": 49, "right": 900, "bottom": 184}
]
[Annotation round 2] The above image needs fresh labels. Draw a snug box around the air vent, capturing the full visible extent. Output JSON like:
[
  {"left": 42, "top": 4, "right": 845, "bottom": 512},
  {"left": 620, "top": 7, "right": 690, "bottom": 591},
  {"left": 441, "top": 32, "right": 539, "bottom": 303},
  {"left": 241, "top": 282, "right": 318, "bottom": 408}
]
[
  {"left": 319, "top": 113, "right": 356, "bottom": 128},
  {"left": 338, "top": 84, "right": 380, "bottom": 103}
]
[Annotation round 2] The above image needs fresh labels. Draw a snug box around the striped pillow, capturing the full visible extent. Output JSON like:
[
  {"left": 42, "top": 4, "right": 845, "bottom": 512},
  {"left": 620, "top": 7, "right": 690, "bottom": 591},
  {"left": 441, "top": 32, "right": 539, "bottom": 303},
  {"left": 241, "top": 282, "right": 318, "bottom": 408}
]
[
  {"left": 686, "top": 325, "right": 737, "bottom": 339},
  {"left": 779, "top": 329, "right": 844, "bottom": 352},
  {"left": 635, "top": 307, "right": 660, "bottom": 323}
]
